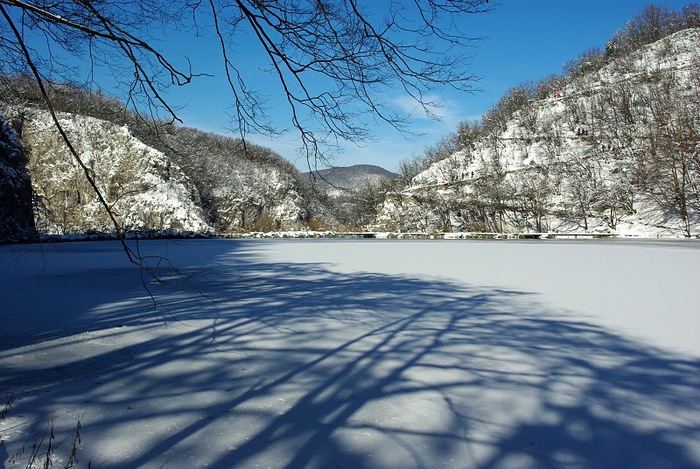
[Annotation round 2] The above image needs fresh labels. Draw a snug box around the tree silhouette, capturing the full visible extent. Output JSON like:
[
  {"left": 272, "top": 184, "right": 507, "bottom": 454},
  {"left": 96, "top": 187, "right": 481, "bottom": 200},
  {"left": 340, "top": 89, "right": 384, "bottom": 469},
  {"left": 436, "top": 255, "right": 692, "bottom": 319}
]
[{"left": 0, "top": 0, "right": 491, "bottom": 260}]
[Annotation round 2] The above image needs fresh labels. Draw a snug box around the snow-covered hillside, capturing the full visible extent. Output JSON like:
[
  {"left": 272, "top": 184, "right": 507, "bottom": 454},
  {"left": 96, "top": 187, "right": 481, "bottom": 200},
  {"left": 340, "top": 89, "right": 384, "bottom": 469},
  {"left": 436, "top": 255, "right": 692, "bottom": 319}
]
[
  {"left": 0, "top": 101, "right": 332, "bottom": 235},
  {"left": 1, "top": 239, "right": 699, "bottom": 468},
  {"left": 161, "top": 126, "right": 325, "bottom": 232},
  {"left": 7, "top": 108, "right": 210, "bottom": 234},
  {"left": 377, "top": 28, "right": 700, "bottom": 237}
]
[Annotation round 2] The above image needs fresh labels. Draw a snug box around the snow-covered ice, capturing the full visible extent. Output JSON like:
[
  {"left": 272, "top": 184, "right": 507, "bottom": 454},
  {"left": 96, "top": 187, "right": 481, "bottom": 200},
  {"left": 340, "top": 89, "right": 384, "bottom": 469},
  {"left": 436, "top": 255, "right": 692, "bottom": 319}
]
[{"left": 1, "top": 239, "right": 699, "bottom": 468}]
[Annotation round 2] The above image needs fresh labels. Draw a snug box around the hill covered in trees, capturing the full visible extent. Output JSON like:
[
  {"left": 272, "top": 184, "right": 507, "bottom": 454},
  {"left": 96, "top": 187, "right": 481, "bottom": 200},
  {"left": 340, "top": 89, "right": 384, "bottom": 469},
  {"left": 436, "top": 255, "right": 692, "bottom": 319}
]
[
  {"left": 303, "top": 165, "right": 398, "bottom": 230},
  {"left": 2, "top": 3, "right": 698, "bottom": 240},
  {"left": 376, "top": 5, "right": 700, "bottom": 237},
  {"left": 0, "top": 78, "right": 334, "bottom": 237}
]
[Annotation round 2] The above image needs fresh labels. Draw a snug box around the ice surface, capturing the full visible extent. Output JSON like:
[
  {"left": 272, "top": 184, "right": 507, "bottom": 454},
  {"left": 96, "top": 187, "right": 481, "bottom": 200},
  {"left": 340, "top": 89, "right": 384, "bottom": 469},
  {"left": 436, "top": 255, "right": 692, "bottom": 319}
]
[{"left": 1, "top": 239, "right": 699, "bottom": 468}]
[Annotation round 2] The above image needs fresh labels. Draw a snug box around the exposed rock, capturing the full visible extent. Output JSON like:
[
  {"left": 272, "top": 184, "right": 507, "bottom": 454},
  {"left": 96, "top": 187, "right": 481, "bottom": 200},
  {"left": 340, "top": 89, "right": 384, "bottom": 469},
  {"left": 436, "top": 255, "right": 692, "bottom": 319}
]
[{"left": 20, "top": 109, "right": 211, "bottom": 234}]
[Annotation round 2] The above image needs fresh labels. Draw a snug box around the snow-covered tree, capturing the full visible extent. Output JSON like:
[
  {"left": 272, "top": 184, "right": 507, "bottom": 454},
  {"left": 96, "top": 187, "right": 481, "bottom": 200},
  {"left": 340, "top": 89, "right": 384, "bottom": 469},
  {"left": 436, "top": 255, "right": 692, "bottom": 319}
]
[{"left": 375, "top": 8, "right": 700, "bottom": 237}]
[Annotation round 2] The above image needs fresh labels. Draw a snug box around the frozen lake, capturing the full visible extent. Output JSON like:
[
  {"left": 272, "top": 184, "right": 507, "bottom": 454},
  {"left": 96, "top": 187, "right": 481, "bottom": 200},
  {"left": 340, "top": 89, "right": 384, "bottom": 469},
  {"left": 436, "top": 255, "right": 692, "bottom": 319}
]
[{"left": 1, "top": 239, "right": 699, "bottom": 468}]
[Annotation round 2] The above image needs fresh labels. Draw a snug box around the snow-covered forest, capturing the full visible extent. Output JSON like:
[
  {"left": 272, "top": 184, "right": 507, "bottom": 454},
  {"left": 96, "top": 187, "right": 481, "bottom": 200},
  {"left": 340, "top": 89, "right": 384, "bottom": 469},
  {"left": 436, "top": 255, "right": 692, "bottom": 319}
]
[
  {"left": 376, "top": 6, "right": 700, "bottom": 237},
  {"left": 1, "top": 6, "right": 699, "bottom": 239}
]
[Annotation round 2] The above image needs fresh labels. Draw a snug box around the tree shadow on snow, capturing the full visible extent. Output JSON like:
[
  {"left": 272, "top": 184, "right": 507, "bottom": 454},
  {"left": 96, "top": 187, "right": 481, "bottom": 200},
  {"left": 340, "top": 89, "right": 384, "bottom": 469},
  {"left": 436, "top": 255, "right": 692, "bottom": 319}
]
[{"left": 1, "top": 239, "right": 699, "bottom": 468}]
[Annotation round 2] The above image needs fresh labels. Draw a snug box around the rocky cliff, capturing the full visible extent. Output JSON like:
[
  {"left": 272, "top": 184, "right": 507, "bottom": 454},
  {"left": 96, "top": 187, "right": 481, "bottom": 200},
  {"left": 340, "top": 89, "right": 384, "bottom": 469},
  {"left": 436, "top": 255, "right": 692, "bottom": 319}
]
[{"left": 11, "top": 107, "right": 211, "bottom": 234}]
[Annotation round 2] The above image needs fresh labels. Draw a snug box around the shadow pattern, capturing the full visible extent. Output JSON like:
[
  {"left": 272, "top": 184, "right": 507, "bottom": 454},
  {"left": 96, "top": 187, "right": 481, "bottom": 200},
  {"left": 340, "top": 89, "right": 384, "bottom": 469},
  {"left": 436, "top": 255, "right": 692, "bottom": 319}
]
[{"left": 1, "top": 239, "right": 699, "bottom": 468}]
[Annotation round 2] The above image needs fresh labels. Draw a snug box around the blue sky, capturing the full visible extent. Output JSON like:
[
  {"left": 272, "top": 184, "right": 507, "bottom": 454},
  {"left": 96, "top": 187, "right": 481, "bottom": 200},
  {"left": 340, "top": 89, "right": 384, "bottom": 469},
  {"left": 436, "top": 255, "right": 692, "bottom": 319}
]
[
  {"left": 17, "top": 0, "right": 693, "bottom": 172},
  {"left": 161, "top": 0, "right": 694, "bottom": 172}
]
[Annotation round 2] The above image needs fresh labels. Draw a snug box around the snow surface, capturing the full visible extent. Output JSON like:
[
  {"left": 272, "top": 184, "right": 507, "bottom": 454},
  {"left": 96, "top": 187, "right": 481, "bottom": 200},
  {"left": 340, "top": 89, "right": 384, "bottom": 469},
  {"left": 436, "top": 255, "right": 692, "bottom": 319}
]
[{"left": 1, "top": 239, "right": 699, "bottom": 468}]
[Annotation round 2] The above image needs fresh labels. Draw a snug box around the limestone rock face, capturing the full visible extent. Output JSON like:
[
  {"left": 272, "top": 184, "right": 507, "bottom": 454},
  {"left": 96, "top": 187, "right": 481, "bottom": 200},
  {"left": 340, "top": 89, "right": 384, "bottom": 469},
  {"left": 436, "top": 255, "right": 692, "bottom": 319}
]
[{"left": 20, "top": 110, "right": 210, "bottom": 234}]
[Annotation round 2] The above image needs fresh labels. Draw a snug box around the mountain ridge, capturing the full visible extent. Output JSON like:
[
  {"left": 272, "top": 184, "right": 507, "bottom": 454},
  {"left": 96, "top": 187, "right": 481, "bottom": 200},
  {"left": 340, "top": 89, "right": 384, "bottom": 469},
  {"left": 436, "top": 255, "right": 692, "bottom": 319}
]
[{"left": 305, "top": 164, "right": 398, "bottom": 191}]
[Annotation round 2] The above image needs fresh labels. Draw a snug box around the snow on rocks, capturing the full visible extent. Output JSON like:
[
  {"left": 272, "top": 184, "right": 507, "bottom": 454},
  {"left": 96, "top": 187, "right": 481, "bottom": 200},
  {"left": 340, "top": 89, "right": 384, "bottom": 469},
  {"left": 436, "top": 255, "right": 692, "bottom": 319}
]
[{"left": 20, "top": 109, "right": 211, "bottom": 234}]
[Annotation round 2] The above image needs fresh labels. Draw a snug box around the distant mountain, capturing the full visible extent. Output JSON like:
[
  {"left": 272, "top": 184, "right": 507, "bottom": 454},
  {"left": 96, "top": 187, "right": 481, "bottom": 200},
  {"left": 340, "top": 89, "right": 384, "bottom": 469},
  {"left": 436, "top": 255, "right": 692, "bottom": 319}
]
[
  {"left": 301, "top": 164, "right": 398, "bottom": 230},
  {"left": 305, "top": 164, "right": 398, "bottom": 194}
]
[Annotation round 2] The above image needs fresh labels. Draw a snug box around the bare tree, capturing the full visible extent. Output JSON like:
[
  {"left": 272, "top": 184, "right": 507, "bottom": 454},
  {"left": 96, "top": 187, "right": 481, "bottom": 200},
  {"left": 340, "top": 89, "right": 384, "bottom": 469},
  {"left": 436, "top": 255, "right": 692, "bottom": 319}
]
[
  {"left": 1, "top": 0, "right": 490, "bottom": 154},
  {"left": 472, "top": 143, "right": 509, "bottom": 232},
  {"left": 606, "top": 4, "right": 683, "bottom": 58},
  {"left": 510, "top": 166, "right": 552, "bottom": 232},
  {"left": 0, "top": 0, "right": 491, "bottom": 264},
  {"left": 647, "top": 98, "right": 699, "bottom": 237},
  {"left": 455, "top": 119, "right": 483, "bottom": 151},
  {"left": 340, "top": 178, "right": 393, "bottom": 230}
]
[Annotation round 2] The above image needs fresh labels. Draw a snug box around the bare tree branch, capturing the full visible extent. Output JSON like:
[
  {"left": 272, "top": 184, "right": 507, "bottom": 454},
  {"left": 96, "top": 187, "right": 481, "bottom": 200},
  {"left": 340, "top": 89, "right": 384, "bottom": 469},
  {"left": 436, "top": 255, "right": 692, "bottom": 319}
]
[
  {"left": 1, "top": 2, "right": 136, "bottom": 261},
  {"left": 1, "top": 0, "right": 492, "bottom": 246}
]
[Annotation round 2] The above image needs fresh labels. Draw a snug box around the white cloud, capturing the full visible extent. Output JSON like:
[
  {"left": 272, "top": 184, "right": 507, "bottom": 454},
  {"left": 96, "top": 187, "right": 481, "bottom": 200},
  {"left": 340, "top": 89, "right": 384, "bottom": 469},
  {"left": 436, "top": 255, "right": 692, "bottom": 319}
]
[
  {"left": 235, "top": 93, "right": 478, "bottom": 172},
  {"left": 392, "top": 94, "right": 460, "bottom": 123}
]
